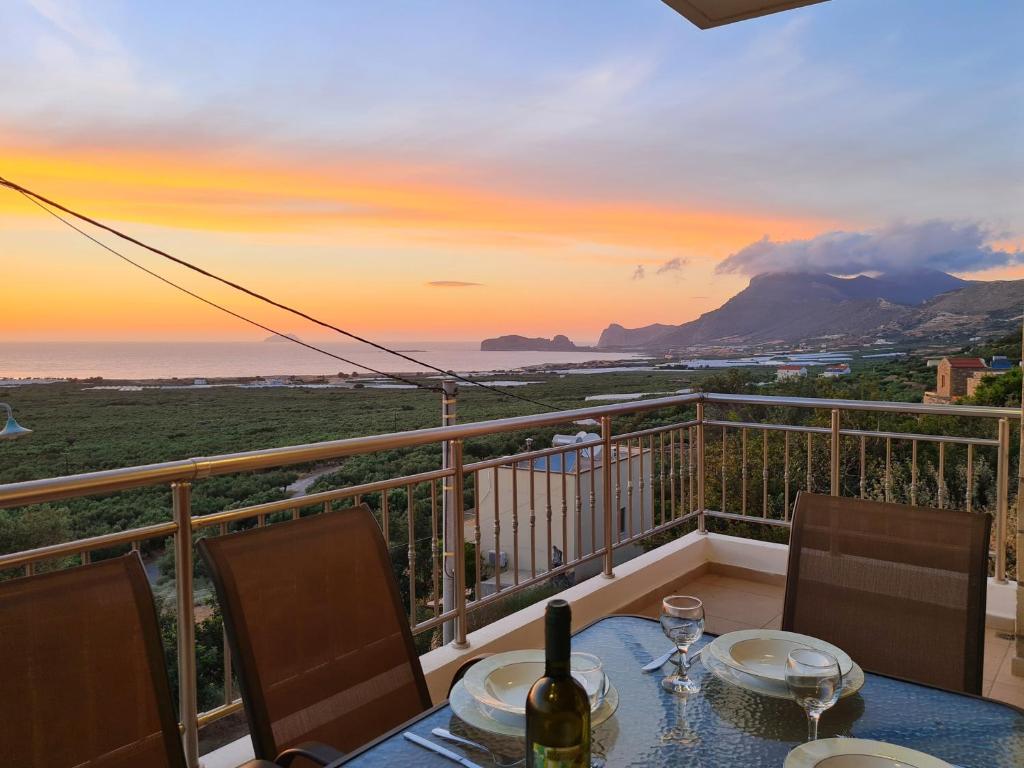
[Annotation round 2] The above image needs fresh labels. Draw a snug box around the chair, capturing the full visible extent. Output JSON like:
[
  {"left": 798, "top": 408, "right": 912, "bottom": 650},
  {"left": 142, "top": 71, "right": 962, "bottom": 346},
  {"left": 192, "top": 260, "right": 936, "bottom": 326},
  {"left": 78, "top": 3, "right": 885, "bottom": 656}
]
[
  {"left": 0, "top": 552, "right": 277, "bottom": 768},
  {"left": 782, "top": 492, "right": 991, "bottom": 694},
  {"left": 199, "top": 504, "right": 449, "bottom": 766}
]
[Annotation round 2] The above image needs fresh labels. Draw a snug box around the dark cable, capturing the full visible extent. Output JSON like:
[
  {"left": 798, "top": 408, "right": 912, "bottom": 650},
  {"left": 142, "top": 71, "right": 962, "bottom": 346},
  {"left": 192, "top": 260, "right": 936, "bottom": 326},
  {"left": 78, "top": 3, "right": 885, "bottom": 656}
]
[
  {"left": 0, "top": 175, "right": 561, "bottom": 411},
  {"left": 15, "top": 190, "right": 439, "bottom": 391}
]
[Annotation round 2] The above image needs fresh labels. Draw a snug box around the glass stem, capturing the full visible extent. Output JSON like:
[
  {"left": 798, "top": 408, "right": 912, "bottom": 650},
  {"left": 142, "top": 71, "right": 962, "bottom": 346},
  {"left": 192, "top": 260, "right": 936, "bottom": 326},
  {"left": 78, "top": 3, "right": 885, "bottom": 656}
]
[
  {"left": 807, "top": 711, "right": 820, "bottom": 741},
  {"left": 678, "top": 646, "right": 689, "bottom": 679}
]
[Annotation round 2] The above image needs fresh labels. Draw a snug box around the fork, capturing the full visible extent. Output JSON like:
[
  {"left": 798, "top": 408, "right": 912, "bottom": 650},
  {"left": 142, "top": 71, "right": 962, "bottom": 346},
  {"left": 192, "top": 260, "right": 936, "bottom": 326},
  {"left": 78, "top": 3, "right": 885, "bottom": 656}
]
[{"left": 432, "top": 727, "right": 524, "bottom": 767}]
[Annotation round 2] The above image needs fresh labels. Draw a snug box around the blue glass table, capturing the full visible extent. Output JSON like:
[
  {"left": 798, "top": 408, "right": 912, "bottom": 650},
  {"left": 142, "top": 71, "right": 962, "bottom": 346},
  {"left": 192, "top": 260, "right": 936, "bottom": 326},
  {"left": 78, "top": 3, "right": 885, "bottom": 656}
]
[{"left": 340, "top": 616, "right": 1024, "bottom": 767}]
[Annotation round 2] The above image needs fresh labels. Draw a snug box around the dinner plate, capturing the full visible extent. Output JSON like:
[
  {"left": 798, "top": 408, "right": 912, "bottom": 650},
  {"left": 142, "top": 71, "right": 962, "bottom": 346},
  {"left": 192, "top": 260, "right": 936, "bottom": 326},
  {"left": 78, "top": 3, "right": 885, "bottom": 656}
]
[
  {"left": 703, "top": 643, "right": 864, "bottom": 700},
  {"left": 449, "top": 679, "right": 619, "bottom": 736},
  {"left": 461, "top": 650, "right": 611, "bottom": 726},
  {"left": 461, "top": 650, "right": 543, "bottom": 724},
  {"left": 784, "top": 738, "right": 952, "bottom": 767},
  {"left": 708, "top": 630, "right": 854, "bottom": 683}
]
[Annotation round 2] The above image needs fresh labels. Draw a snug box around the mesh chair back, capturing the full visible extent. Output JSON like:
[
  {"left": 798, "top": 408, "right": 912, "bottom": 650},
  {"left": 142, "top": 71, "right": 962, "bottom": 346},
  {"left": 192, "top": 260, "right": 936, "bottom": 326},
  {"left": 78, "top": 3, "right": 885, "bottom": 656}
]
[
  {"left": 0, "top": 554, "right": 186, "bottom": 768},
  {"left": 199, "top": 505, "right": 431, "bottom": 759},
  {"left": 783, "top": 492, "right": 990, "bottom": 694}
]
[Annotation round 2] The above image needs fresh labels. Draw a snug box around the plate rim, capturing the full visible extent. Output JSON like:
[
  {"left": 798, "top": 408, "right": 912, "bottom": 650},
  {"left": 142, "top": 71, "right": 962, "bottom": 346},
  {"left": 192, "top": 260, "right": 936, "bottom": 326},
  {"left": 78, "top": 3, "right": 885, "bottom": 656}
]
[
  {"left": 709, "top": 630, "right": 854, "bottom": 681},
  {"left": 783, "top": 737, "right": 953, "bottom": 768},
  {"left": 703, "top": 645, "right": 864, "bottom": 700}
]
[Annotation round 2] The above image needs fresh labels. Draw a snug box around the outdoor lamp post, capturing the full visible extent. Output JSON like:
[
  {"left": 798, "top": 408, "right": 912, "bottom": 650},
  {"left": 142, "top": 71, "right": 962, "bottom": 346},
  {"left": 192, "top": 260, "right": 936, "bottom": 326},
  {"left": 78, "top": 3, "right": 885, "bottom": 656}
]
[{"left": 0, "top": 402, "right": 32, "bottom": 440}]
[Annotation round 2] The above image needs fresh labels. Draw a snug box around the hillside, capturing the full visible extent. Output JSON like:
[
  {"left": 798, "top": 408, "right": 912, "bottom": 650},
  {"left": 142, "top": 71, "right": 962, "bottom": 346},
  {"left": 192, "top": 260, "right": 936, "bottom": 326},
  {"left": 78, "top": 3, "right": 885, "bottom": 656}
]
[{"left": 598, "top": 270, "right": 1020, "bottom": 350}]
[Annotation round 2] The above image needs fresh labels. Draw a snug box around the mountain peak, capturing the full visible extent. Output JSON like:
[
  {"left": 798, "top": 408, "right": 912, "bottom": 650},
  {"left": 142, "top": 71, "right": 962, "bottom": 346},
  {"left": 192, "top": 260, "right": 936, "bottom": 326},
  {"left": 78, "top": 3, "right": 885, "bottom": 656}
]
[{"left": 596, "top": 270, "right": 997, "bottom": 351}]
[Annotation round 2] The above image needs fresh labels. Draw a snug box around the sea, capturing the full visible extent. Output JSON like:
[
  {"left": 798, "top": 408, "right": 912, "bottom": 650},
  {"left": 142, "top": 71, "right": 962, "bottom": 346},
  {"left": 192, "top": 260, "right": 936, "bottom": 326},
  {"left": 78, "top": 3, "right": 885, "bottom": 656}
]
[{"left": 0, "top": 341, "right": 643, "bottom": 381}]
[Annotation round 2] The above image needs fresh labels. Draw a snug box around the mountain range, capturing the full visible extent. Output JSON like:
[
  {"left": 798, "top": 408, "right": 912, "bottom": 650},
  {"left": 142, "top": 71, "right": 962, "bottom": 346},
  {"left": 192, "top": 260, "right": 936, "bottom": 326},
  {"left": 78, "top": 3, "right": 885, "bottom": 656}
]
[{"left": 597, "top": 270, "right": 1023, "bottom": 351}]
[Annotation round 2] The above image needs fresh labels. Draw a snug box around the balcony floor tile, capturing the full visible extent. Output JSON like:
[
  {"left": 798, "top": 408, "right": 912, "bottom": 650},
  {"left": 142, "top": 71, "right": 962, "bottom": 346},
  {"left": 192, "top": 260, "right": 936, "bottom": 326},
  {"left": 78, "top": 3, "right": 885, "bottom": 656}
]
[
  {"left": 635, "top": 574, "right": 783, "bottom": 630},
  {"left": 988, "top": 682, "right": 1024, "bottom": 709}
]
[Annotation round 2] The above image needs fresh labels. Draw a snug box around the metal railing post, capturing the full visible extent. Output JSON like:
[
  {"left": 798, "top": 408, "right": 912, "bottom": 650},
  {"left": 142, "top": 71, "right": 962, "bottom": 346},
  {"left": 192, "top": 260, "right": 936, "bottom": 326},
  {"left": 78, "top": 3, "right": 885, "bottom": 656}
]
[
  {"left": 172, "top": 481, "right": 199, "bottom": 768},
  {"left": 1015, "top": 328, "right": 1024, "bottom": 676},
  {"left": 995, "top": 417, "right": 1009, "bottom": 584},
  {"left": 600, "top": 416, "right": 615, "bottom": 578},
  {"left": 696, "top": 401, "right": 706, "bottom": 534},
  {"left": 451, "top": 438, "right": 469, "bottom": 648},
  {"left": 441, "top": 380, "right": 458, "bottom": 645},
  {"left": 830, "top": 409, "right": 840, "bottom": 497}
]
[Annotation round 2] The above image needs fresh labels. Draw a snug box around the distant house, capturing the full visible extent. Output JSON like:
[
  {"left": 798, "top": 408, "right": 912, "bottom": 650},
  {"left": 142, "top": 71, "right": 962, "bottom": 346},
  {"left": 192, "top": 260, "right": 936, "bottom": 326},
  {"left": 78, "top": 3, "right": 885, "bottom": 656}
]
[
  {"left": 965, "top": 356, "right": 1018, "bottom": 398},
  {"left": 193, "top": 378, "right": 208, "bottom": 386},
  {"left": 924, "top": 357, "right": 987, "bottom": 403},
  {"left": 776, "top": 365, "right": 807, "bottom": 381},
  {"left": 469, "top": 432, "right": 653, "bottom": 593},
  {"left": 820, "top": 363, "right": 851, "bottom": 378}
]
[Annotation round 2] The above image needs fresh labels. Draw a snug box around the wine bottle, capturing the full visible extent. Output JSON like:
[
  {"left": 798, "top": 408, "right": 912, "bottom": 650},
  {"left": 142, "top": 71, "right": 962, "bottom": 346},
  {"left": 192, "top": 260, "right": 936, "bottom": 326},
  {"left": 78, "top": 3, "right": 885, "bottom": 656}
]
[{"left": 525, "top": 599, "right": 591, "bottom": 767}]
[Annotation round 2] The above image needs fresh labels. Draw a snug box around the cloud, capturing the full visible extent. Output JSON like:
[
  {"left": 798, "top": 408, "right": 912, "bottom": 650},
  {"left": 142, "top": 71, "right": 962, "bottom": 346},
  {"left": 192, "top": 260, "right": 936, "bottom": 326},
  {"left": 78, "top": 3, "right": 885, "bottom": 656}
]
[
  {"left": 716, "top": 220, "right": 1023, "bottom": 276},
  {"left": 632, "top": 265, "right": 645, "bottom": 280},
  {"left": 656, "top": 257, "right": 687, "bottom": 275},
  {"left": 426, "top": 280, "right": 483, "bottom": 287}
]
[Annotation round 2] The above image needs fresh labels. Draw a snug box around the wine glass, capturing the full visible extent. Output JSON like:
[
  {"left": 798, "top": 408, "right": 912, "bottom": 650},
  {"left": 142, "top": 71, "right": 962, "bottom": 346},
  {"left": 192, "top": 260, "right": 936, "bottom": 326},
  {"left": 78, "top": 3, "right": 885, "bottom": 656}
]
[
  {"left": 785, "top": 648, "right": 842, "bottom": 741},
  {"left": 659, "top": 595, "right": 704, "bottom": 695}
]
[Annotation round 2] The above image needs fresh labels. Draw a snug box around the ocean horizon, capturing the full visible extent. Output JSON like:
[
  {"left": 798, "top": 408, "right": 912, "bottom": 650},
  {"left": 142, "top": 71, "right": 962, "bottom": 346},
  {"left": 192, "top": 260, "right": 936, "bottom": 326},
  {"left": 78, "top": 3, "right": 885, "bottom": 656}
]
[{"left": 0, "top": 341, "right": 640, "bottom": 380}]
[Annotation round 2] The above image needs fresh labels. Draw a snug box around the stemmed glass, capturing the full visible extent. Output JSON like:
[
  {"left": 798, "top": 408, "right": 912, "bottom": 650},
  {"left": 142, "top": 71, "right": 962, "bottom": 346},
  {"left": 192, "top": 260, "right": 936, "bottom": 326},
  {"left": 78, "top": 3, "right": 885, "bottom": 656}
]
[
  {"left": 785, "top": 648, "right": 842, "bottom": 741},
  {"left": 659, "top": 595, "right": 704, "bottom": 695}
]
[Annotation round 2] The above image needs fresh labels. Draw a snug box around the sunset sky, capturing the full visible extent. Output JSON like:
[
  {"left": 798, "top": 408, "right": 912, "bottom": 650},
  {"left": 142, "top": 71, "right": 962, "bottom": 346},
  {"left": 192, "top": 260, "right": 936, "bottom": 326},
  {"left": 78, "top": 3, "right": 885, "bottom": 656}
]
[{"left": 2, "top": 0, "right": 1021, "bottom": 343}]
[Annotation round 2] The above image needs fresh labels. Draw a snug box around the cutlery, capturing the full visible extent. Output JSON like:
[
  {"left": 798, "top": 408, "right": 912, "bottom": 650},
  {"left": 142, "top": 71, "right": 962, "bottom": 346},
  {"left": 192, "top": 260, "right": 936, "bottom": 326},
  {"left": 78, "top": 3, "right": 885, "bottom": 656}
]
[
  {"left": 404, "top": 732, "right": 484, "bottom": 768},
  {"left": 432, "top": 727, "right": 524, "bottom": 767},
  {"left": 642, "top": 645, "right": 702, "bottom": 673}
]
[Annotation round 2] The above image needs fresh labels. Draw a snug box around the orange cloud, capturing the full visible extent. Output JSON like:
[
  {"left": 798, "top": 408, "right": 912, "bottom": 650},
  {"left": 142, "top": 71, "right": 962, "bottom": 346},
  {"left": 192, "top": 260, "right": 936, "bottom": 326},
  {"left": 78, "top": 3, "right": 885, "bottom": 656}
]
[{"left": 0, "top": 137, "right": 833, "bottom": 255}]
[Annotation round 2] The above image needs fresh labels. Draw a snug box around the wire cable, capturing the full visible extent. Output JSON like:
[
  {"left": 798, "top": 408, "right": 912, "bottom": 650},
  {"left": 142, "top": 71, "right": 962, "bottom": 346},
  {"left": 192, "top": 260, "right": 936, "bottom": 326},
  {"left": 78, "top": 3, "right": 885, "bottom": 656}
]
[
  {"left": 0, "top": 175, "right": 561, "bottom": 411},
  {"left": 14, "top": 190, "right": 439, "bottom": 391}
]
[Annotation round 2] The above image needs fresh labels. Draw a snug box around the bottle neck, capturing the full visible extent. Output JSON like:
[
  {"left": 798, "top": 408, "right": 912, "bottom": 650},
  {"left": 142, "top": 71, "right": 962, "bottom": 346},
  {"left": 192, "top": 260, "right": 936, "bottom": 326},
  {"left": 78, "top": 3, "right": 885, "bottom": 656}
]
[
  {"left": 545, "top": 618, "right": 571, "bottom": 676},
  {"left": 545, "top": 657, "right": 571, "bottom": 677},
  {"left": 543, "top": 599, "right": 573, "bottom": 677}
]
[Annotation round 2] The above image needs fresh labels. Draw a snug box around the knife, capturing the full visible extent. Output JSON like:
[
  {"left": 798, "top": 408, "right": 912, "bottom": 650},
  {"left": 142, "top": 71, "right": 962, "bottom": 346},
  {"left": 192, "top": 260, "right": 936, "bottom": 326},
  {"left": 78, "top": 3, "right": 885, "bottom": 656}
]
[
  {"left": 404, "top": 732, "right": 484, "bottom": 768},
  {"left": 641, "top": 645, "right": 703, "bottom": 673}
]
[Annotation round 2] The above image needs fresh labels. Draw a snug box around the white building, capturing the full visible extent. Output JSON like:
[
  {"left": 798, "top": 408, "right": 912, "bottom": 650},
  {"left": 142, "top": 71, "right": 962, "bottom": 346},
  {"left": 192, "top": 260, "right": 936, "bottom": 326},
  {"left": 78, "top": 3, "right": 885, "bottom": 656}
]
[
  {"left": 776, "top": 365, "right": 808, "bottom": 381},
  {"left": 468, "top": 432, "right": 654, "bottom": 592},
  {"left": 820, "top": 363, "right": 851, "bottom": 378}
]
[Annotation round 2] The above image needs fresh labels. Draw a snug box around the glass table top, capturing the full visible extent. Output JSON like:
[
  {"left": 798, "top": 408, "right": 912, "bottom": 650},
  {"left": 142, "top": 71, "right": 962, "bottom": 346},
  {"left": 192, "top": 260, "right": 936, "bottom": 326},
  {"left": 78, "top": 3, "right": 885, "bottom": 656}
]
[{"left": 340, "top": 615, "right": 1024, "bottom": 767}]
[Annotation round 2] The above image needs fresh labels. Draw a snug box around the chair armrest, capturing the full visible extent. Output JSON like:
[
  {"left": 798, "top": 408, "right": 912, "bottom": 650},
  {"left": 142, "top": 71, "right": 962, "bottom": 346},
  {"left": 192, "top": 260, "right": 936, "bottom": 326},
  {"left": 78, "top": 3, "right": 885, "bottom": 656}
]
[
  {"left": 274, "top": 741, "right": 346, "bottom": 767},
  {"left": 447, "top": 653, "right": 493, "bottom": 696},
  {"left": 239, "top": 762, "right": 285, "bottom": 768}
]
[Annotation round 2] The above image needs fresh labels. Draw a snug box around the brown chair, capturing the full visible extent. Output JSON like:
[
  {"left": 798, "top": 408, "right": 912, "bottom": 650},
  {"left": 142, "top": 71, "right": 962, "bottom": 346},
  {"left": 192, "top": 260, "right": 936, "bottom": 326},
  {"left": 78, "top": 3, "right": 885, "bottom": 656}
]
[
  {"left": 783, "top": 492, "right": 991, "bottom": 694},
  {"left": 199, "top": 504, "right": 448, "bottom": 766},
  {"left": 0, "top": 552, "right": 277, "bottom": 768}
]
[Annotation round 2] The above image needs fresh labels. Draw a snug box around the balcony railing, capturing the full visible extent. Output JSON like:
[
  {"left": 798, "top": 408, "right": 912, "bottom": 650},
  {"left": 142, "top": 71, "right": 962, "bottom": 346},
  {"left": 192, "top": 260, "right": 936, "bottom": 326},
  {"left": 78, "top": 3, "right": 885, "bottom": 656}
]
[{"left": 0, "top": 392, "right": 1018, "bottom": 766}]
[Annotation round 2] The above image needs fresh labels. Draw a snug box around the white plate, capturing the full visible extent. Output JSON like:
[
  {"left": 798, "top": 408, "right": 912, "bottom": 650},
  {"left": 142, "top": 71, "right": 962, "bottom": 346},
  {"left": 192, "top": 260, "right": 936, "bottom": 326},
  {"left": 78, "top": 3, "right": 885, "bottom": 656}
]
[
  {"left": 461, "top": 651, "right": 543, "bottom": 724},
  {"left": 449, "top": 679, "right": 619, "bottom": 736},
  {"left": 709, "top": 630, "right": 854, "bottom": 683},
  {"left": 785, "top": 738, "right": 952, "bottom": 767},
  {"left": 461, "top": 650, "right": 611, "bottom": 726},
  {"left": 703, "top": 644, "right": 864, "bottom": 700}
]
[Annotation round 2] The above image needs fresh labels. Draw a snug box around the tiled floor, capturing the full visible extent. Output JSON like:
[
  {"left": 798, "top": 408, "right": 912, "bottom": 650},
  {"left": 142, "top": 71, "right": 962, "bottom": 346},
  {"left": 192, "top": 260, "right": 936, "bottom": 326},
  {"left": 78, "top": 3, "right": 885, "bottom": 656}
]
[{"left": 638, "top": 572, "right": 1024, "bottom": 709}]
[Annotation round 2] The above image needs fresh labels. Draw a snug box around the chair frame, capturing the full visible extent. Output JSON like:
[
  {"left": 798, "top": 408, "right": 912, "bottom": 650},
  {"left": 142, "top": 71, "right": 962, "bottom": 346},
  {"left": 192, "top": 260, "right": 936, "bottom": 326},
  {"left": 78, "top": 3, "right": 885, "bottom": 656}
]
[{"left": 782, "top": 491, "right": 990, "bottom": 694}]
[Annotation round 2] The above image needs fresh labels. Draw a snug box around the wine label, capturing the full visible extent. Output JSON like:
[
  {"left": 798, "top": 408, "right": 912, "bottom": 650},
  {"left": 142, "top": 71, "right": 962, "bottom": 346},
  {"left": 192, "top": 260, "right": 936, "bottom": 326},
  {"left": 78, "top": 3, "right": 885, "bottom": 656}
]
[{"left": 531, "top": 742, "right": 587, "bottom": 767}]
